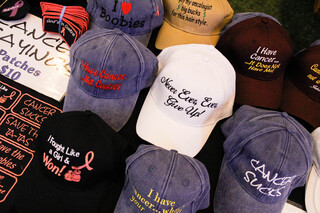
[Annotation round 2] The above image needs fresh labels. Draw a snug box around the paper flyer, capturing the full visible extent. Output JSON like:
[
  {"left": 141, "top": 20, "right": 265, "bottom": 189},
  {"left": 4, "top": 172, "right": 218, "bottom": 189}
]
[{"left": 0, "top": 13, "right": 70, "bottom": 101}]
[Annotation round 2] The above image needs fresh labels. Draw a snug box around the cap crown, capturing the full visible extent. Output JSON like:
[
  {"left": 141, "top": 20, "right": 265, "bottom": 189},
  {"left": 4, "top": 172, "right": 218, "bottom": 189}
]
[
  {"left": 152, "top": 44, "right": 235, "bottom": 127},
  {"left": 87, "top": 0, "right": 164, "bottom": 36},
  {"left": 69, "top": 29, "right": 158, "bottom": 99},
  {"left": 217, "top": 16, "right": 293, "bottom": 81},
  {"left": 221, "top": 105, "right": 313, "bottom": 203},
  {"left": 287, "top": 41, "right": 320, "bottom": 103},
  {"left": 120, "top": 145, "right": 210, "bottom": 212},
  {"left": 36, "top": 111, "right": 128, "bottom": 191},
  {"left": 163, "top": 0, "right": 233, "bottom": 36}
]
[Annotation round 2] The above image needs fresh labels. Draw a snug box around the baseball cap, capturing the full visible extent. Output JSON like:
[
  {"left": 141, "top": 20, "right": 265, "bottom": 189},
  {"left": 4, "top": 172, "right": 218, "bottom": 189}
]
[
  {"left": 216, "top": 13, "right": 294, "bottom": 109},
  {"left": 12, "top": 110, "right": 129, "bottom": 212},
  {"left": 280, "top": 40, "right": 320, "bottom": 128},
  {"left": 62, "top": 28, "right": 158, "bottom": 132},
  {"left": 114, "top": 144, "right": 210, "bottom": 213},
  {"left": 155, "top": 0, "right": 234, "bottom": 50},
  {"left": 214, "top": 105, "right": 314, "bottom": 213},
  {"left": 0, "top": 0, "right": 30, "bottom": 20},
  {"left": 305, "top": 127, "right": 320, "bottom": 213},
  {"left": 86, "top": 0, "right": 164, "bottom": 46},
  {"left": 136, "top": 44, "right": 236, "bottom": 157}
]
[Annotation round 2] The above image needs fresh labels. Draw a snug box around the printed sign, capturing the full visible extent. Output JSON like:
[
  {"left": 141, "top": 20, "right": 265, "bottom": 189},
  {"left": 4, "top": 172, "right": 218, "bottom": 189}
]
[
  {"left": 0, "top": 74, "right": 62, "bottom": 202},
  {"left": 0, "top": 114, "right": 40, "bottom": 151},
  {"left": 0, "top": 13, "right": 70, "bottom": 101},
  {"left": 0, "top": 170, "right": 17, "bottom": 202},
  {"left": 0, "top": 139, "right": 33, "bottom": 176}
]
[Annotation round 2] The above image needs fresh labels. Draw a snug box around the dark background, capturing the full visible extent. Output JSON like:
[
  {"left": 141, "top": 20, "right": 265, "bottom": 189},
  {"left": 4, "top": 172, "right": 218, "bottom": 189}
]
[{"left": 24, "top": 0, "right": 320, "bottom": 212}]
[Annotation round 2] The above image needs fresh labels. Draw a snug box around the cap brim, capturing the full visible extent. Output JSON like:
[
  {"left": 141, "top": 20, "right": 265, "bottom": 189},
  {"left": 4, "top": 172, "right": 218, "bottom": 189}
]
[
  {"left": 155, "top": 20, "right": 220, "bottom": 50},
  {"left": 305, "top": 166, "right": 320, "bottom": 213},
  {"left": 280, "top": 77, "right": 320, "bottom": 128},
  {"left": 136, "top": 90, "right": 216, "bottom": 157},
  {"left": 63, "top": 76, "right": 139, "bottom": 132},
  {"left": 235, "top": 72, "right": 284, "bottom": 109},
  {"left": 13, "top": 154, "right": 122, "bottom": 212},
  {"left": 214, "top": 160, "right": 286, "bottom": 213},
  {"left": 88, "top": 21, "right": 151, "bottom": 46}
]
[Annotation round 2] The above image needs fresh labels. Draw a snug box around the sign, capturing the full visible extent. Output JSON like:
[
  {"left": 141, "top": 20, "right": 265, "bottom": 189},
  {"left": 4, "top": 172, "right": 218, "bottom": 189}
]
[
  {"left": 0, "top": 13, "right": 70, "bottom": 101},
  {"left": 0, "top": 74, "right": 62, "bottom": 203}
]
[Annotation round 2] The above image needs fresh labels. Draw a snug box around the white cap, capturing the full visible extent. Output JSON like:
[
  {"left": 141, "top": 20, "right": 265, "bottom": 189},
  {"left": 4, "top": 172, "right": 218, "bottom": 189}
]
[
  {"left": 305, "top": 127, "right": 320, "bottom": 213},
  {"left": 136, "top": 44, "right": 236, "bottom": 157}
]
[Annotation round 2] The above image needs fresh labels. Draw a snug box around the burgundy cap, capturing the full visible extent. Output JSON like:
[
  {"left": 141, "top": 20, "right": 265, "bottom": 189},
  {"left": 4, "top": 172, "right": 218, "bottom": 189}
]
[
  {"left": 217, "top": 15, "right": 294, "bottom": 109},
  {"left": 280, "top": 41, "right": 320, "bottom": 128}
]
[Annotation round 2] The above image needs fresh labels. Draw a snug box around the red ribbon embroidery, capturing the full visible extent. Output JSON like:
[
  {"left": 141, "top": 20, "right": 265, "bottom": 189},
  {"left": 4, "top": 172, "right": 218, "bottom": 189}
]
[{"left": 64, "top": 151, "right": 94, "bottom": 182}]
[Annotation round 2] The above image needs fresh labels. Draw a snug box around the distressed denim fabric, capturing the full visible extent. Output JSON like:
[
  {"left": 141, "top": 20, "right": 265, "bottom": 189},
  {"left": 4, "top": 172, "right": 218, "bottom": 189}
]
[
  {"left": 114, "top": 145, "right": 210, "bottom": 213},
  {"left": 214, "top": 105, "right": 313, "bottom": 213}
]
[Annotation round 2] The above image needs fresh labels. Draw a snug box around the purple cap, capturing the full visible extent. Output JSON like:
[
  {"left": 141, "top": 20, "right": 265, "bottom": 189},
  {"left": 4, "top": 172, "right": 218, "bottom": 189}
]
[
  {"left": 86, "top": 0, "right": 164, "bottom": 46},
  {"left": 114, "top": 144, "right": 210, "bottom": 213},
  {"left": 214, "top": 105, "right": 313, "bottom": 213},
  {"left": 62, "top": 28, "right": 158, "bottom": 132}
]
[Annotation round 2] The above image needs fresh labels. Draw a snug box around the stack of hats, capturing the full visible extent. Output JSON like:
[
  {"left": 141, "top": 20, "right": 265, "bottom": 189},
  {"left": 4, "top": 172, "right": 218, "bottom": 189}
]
[
  {"left": 29, "top": 0, "right": 87, "bottom": 17},
  {"left": 40, "top": 2, "right": 89, "bottom": 47}
]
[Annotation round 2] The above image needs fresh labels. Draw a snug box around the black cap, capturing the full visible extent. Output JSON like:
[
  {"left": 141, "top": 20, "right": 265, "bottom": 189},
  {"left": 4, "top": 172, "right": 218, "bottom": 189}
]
[
  {"left": 12, "top": 111, "right": 129, "bottom": 212},
  {"left": 0, "top": 0, "right": 30, "bottom": 20}
]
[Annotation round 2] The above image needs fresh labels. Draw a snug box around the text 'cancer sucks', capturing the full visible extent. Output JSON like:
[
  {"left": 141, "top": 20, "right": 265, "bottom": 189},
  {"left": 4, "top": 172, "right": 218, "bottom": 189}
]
[
  {"left": 80, "top": 60, "right": 127, "bottom": 91},
  {"left": 243, "top": 159, "right": 296, "bottom": 197},
  {"left": 161, "top": 76, "right": 218, "bottom": 118}
]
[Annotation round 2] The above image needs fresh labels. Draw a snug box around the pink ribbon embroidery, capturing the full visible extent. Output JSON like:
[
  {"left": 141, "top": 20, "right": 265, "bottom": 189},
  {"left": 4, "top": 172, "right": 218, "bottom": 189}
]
[
  {"left": 64, "top": 151, "right": 94, "bottom": 182},
  {"left": 0, "top": 91, "right": 16, "bottom": 104},
  {"left": 1, "top": 0, "right": 24, "bottom": 17}
]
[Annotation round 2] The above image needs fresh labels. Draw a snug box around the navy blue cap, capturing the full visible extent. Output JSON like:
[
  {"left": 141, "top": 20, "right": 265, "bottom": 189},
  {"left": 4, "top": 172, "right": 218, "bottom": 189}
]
[
  {"left": 114, "top": 144, "right": 210, "bottom": 213},
  {"left": 214, "top": 105, "right": 313, "bottom": 213}
]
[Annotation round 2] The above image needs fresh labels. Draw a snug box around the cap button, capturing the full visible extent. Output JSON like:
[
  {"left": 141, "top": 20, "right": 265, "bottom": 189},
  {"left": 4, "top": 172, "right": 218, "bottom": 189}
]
[
  {"left": 114, "top": 28, "right": 123, "bottom": 35},
  {"left": 261, "top": 17, "right": 269, "bottom": 24},
  {"left": 287, "top": 127, "right": 294, "bottom": 134},
  {"left": 203, "top": 57, "right": 209, "bottom": 63},
  {"left": 85, "top": 110, "right": 93, "bottom": 115},
  {"left": 208, "top": 45, "right": 215, "bottom": 51},
  {"left": 281, "top": 112, "right": 289, "bottom": 118},
  {"left": 170, "top": 149, "right": 178, "bottom": 153}
]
